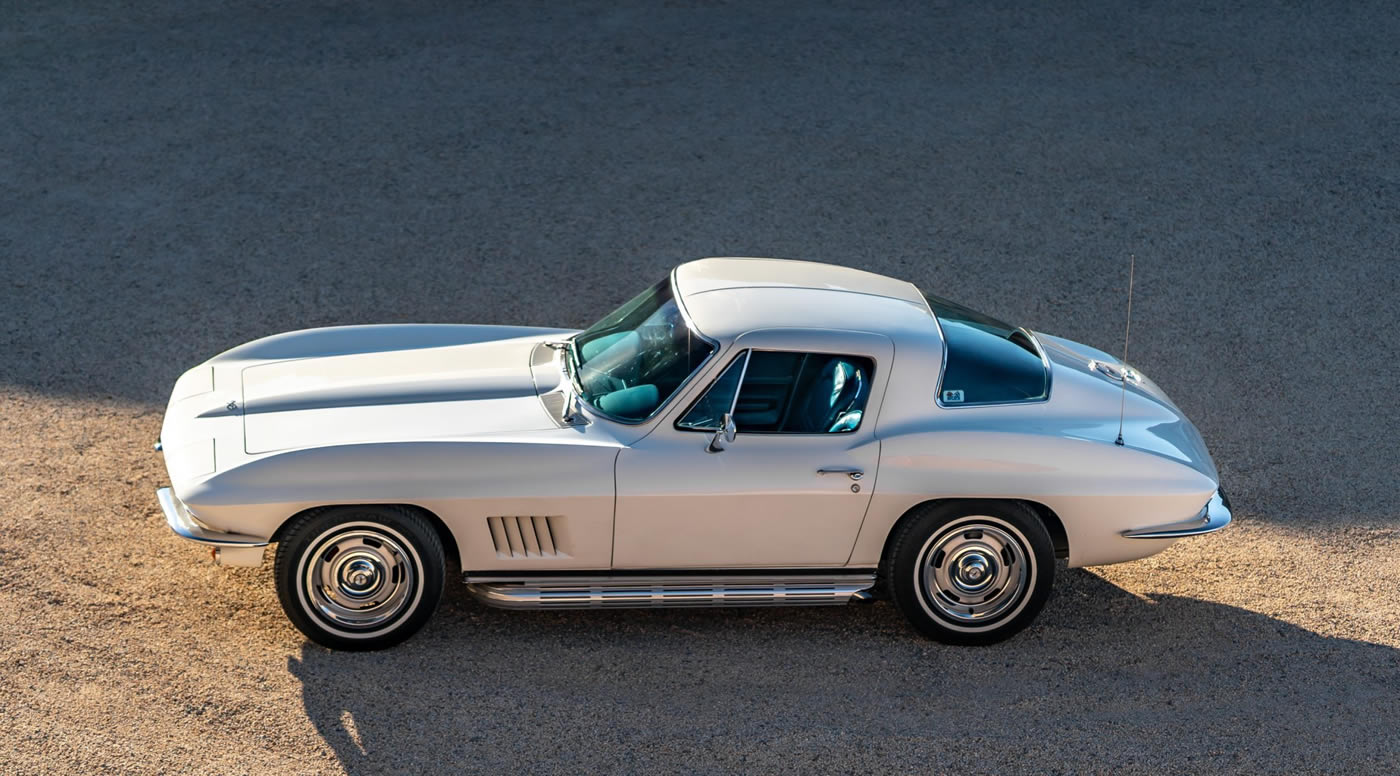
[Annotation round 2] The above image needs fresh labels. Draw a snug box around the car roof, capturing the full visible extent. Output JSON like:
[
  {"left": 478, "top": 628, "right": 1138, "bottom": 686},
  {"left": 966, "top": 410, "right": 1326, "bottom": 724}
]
[
  {"left": 673, "top": 257, "right": 940, "bottom": 342},
  {"left": 674, "top": 257, "right": 928, "bottom": 304}
]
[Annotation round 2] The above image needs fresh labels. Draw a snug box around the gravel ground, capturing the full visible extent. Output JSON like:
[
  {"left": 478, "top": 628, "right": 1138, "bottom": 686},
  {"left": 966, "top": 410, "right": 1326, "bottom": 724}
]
[{"left": 3, "top": 1, "right": 1399, "bottom": 773}]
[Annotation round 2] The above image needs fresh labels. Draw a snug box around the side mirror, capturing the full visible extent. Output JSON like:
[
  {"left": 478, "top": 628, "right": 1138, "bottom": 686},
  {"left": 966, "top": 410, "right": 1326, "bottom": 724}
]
[{"left": 707, "top": 413, "right": 737, "bottom": 453}]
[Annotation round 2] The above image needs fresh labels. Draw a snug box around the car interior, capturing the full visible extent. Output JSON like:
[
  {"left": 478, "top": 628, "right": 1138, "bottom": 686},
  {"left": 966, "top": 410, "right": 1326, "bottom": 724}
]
[{"left": 680, "top": 350, "right": 873, "bottom": 434}]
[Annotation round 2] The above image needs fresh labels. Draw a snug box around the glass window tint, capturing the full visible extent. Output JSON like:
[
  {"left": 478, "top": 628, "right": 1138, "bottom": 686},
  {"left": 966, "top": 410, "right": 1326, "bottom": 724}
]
[
  {"left": 570, "top": 278, "right": 715, "bottom": 422},
  {"left": 731, "top": 351, "right": 803, "bottom": 430},
  {"left": 922, "top": 292, "right": 1050, "bottom": 405},
  {"left": 676, "top": 352, "right": 748, "bottom": 430},
  {"left": 678, "top": 350, "right": 875, "bottom": 434}
]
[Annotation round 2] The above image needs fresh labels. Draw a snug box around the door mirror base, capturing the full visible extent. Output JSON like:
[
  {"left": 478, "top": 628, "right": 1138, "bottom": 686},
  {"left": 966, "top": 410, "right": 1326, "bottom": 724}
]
[{"left": 706, "top": 413, "right": 738, "bottom": 453}]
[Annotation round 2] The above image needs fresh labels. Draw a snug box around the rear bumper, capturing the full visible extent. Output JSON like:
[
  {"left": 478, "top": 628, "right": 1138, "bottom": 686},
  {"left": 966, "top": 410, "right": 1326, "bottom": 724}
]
[
  {"left": 1122, "top": 488, "right": 1233, "bottom": 539},
  {"left": 157, "top": 487, "right": 267, "bottom": 566}
]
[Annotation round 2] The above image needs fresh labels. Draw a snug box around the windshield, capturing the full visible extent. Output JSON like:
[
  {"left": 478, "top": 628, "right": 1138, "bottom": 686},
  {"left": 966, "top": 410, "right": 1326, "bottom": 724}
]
[{"left": 569, "top": 278, "right": 715, "bottom": 422}]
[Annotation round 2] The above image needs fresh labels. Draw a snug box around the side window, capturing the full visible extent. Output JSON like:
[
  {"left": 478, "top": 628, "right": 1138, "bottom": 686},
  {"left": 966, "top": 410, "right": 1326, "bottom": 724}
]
[
  {"left": 676, "top": 352, "right": 748, "bottom": 430},
  {"left": 677, "top": 350, "right": 875, "bottom": 434}
]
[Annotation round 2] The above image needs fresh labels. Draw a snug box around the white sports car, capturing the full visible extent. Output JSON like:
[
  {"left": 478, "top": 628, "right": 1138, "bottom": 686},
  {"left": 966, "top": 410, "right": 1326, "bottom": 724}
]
[{"left": 156, "top": 258, "right": 1230, "bottom": 649}]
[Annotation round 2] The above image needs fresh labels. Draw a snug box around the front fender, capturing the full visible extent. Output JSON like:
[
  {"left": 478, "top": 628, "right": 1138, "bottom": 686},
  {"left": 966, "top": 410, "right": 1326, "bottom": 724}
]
[{"left": 179, "top": 437, "right": 620, "bottom": 570}]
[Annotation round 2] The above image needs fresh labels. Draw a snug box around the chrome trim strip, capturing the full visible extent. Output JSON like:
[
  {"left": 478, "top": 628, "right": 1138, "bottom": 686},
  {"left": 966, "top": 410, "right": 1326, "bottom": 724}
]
[
  {"left": 1122, "top": 490, "right": 1233, "bottom": 539},
  {"left": 157, "top": 487, "right": 268, "bottom": 547},
  {"left": 726, "top": 348, "right": 752, "bottom": 417},
  {"left": 464, "top": 572, "right": 877, "bottom": 610}
]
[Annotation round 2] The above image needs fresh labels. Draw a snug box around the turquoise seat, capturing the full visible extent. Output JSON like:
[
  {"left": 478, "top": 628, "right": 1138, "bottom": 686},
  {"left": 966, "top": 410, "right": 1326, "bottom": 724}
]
[
  {"left": 596, "top": 384, "right": 660, "bottom": 419},
  {"left": 789, "top": 359, "right": 868, "bottom": 433}
]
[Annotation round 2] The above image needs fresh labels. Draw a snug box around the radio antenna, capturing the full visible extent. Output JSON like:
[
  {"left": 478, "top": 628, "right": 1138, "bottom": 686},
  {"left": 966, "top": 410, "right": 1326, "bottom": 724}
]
[{"left": 1114, "top": 254, "right": 1135, "bottom": 447}]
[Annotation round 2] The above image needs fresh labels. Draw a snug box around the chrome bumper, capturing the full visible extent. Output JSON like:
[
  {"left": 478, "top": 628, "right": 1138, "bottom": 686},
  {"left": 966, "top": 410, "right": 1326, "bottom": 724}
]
[
  {"left": 1122, "top": 488, "right": 1233, "bottom": 539},
  {"left": 157, "top": 487, "right": 267, "bottom": 566}
]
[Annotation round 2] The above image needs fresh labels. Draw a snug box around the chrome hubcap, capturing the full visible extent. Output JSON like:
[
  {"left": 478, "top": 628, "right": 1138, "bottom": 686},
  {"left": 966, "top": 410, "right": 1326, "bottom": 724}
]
[
  {"left": 336, "top": 555, "right": 383, "bottom": 598},
  {"left": 920, "top": 521, "right": 1029, "bottom": 624},
  {"left": 952, "top": 551, "right": 993, "bottom": 592},
  {"left": 302, "top": 528, "right": 417, "bottom": 630}
]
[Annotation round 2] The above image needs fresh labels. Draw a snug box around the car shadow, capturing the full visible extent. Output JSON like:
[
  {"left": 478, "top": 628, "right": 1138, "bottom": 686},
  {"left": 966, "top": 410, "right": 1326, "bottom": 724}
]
[{"left": 287, "top": 568, "right": 1400, "bottom": 774}]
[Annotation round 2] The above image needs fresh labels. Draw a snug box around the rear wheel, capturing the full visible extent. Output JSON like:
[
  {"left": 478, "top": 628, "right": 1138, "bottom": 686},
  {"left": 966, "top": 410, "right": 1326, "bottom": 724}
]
[
  {"left": 887, "top": 500, "right": 1053, "bottom": 645},
  {"left": 275, "top": 505, "right": 445, "bottom": 651}
]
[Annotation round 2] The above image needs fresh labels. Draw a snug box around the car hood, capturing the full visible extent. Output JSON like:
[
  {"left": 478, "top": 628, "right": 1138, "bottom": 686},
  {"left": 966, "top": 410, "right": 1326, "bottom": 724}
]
[
  {"left": 160, "top": 325, "right": 583, "bottom": 489},
  {"left": 1035, "top": 332, "right": 1219, "bottom": 482},
  {"left": 239, "top": 334, "right": 559, "bottom": 454}
]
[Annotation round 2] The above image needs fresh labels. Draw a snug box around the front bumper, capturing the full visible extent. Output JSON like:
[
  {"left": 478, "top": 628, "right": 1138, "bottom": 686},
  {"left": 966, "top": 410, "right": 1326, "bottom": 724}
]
[
  {"left": 157, "top": 487, "right": 267, "bottom": 567},
  {"left": 1121, "top": 488, "right": 1233, "bottom": 539}
]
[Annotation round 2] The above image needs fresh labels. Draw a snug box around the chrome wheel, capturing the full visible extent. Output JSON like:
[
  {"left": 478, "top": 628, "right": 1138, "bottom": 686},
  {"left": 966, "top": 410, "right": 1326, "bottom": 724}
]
[
  {"left": 300, "top": 525, "right": 420, "bottom": 632},
  {"left": 277, "top": 507, "right": 446, "bottom": 650},
  {"left": 918, "top": 520, "right": 1030, "bottom": 626}
]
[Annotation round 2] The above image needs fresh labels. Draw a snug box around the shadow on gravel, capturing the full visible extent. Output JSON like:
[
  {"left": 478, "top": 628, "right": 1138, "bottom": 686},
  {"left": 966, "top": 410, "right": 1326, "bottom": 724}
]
[{"left": 288, "top": 569, "right": 1399, "bottom": 774}]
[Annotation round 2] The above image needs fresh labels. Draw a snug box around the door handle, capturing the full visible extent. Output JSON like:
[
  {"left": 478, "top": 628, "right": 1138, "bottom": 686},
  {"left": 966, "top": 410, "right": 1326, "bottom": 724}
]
[{"left": 817, "top": 468, "right": 863, "bottom": 480}]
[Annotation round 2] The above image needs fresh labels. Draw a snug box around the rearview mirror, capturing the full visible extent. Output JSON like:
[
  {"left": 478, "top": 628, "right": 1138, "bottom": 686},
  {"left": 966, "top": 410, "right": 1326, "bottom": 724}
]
[{"left": 706, "top": 413, "right": 737, "bottom": 453}]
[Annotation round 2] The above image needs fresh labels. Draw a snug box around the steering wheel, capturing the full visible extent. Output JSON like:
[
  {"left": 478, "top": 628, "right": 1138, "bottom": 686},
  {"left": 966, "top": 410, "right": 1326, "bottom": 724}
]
[{"left": 637, "top": 319, "right": 675, "bottom": 350}]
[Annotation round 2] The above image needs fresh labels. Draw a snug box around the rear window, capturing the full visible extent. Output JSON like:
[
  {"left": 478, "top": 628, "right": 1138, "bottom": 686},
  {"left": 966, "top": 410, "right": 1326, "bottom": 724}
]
[{"left": 922, "top": 292, "right": 1050, "bottom": 406}]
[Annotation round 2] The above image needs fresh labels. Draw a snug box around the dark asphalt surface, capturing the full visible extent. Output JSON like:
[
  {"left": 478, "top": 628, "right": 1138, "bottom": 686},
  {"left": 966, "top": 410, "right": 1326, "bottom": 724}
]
[{"left": 2, "top": 1, "right": 1398, "bottom": 773}]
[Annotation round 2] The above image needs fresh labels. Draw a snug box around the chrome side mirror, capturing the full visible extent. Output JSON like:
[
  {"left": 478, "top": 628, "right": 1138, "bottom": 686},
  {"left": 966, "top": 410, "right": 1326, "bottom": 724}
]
[{"left": 707, "top": 413, "right": 737, "bottom": 453}]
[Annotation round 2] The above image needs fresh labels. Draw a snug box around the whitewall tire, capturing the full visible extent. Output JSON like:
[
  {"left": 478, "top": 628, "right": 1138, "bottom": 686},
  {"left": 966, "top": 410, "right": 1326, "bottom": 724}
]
[
  {"left": 887, "top": 500, "right": 1054, "bottom": 645},
  {"left": 274, "top": 505, "right": 445, "bottom": 650}
]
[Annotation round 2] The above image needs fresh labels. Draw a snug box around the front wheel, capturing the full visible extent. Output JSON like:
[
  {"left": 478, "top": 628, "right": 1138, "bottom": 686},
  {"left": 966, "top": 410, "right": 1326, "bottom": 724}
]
[
  {"left": 887, "top": 501, "right": 1054, "bottom": 646},
  {"left": 274, "top": 505, "right": 445, "bottom": 650}
]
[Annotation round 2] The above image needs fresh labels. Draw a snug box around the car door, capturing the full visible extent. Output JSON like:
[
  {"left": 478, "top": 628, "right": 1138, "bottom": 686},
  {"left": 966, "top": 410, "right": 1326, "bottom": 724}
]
[{"left": 612, "top": 329, "right": 893, "bottom": 569}]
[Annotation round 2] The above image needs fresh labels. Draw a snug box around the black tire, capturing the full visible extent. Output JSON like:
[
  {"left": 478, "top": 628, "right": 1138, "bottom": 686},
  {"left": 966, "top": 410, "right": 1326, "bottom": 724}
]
[
  {"left": 274, "top": 505, "right": 445, "bottom": 651},
  {"left": 886, "top": 500, "right": 1053, "bottom": 646}
]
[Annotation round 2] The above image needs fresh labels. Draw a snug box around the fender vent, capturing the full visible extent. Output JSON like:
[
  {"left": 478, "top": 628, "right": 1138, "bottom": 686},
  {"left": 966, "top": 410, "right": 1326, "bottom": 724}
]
[{"left": 487, "top": 516, "right": 567, "bottom": 559}]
